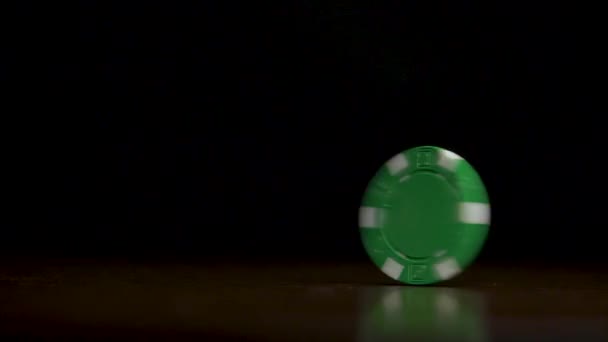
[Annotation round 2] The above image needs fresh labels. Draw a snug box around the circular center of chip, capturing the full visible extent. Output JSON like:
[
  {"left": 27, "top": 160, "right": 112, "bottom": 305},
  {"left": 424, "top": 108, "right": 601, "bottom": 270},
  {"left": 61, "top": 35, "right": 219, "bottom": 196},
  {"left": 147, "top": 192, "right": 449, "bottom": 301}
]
[{"left": 384, "top": 171, "right": 459, "bottom": 259}]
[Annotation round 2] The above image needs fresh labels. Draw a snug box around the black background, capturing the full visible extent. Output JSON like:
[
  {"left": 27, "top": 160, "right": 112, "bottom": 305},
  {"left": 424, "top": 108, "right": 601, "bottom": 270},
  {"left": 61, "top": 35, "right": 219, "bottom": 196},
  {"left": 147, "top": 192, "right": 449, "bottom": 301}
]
[{"left": 1, "top": 2, "right": 606, "bottom": 263}]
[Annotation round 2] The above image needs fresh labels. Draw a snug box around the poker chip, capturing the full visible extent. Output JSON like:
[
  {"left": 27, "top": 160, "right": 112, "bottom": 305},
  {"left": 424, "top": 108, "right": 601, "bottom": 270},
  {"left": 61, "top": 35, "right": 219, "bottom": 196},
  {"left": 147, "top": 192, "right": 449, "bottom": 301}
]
[{"left": 359, "top": 146, "right": 490, "bottom": 285}]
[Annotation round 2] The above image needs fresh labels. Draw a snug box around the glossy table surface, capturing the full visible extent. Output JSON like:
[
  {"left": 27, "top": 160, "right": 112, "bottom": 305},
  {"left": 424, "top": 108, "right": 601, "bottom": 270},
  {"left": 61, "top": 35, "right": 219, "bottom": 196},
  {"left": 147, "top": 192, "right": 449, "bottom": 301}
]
[{"left": 1, "top": 258, "right": 607, "bottom": 341}]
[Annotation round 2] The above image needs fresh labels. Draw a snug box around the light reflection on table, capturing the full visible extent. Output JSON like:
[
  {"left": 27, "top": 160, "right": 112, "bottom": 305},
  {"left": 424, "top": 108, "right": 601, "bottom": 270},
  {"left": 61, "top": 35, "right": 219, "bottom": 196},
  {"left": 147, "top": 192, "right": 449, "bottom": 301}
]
[{"left": 358, "top": 286, "right": 487, "bottom": 342}]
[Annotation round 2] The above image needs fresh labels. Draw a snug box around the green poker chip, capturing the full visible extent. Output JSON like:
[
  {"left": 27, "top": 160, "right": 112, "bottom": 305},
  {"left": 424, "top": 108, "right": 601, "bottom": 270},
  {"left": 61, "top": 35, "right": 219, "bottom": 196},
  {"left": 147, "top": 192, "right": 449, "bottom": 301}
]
[{"left": 359, "top": 146, "right": 490, "bottom": 285}]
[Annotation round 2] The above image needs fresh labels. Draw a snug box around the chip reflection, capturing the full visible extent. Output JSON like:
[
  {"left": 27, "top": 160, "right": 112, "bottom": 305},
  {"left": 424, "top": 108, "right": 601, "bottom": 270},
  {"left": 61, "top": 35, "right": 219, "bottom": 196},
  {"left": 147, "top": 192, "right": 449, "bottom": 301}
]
[{"left": 358, "top": 286, "right": 487, "bottom": 342}]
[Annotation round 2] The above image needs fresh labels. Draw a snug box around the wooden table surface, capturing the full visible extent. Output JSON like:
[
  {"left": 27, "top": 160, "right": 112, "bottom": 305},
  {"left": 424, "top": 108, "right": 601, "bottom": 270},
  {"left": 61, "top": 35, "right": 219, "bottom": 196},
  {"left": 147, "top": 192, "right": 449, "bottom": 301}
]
[{"left": 1, "top": 258, "right": 607, "bottom": 341}]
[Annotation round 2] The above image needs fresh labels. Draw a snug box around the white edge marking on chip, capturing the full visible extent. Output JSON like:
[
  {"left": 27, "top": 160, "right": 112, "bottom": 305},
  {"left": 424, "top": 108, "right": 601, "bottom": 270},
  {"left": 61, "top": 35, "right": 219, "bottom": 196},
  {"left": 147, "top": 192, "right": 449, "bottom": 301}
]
[
  {"left": 398, "top": 175, "right": 410, "bottom": 183},
  {"left": 386, "top": 153, "right": 409, "bottom": 175},
  {"left": 359, "top": 206, "right": 385, "bottom": 228},
  {"left": 433, "top": 257, "right": 461, "bottom": 280},
  {"left": 381, "top": 257, "right": 404, "bottom": 280},
  {"left": 459, "top": 202, "right": 491, "bottom": 224},
  {"left": 437, "top": 149, "right": 462, "bottom": 171}
]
